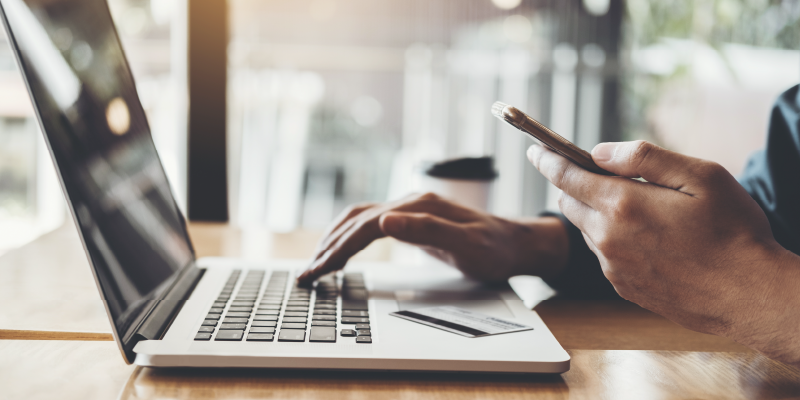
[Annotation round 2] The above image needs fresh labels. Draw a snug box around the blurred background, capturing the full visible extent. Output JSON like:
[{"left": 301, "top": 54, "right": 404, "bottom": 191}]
[{"left": 0, "top": 0, "right": 797, "bottom": 256}]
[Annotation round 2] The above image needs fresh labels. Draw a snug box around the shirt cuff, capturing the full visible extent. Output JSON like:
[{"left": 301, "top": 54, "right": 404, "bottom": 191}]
[{"left": 538, "top": 211, "right": 620, "bottom": 299}]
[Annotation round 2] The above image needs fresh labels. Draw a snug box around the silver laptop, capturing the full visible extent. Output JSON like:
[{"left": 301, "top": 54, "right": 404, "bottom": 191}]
[{"left": 0, "top": 0, "right": 569, "bottom": 373}]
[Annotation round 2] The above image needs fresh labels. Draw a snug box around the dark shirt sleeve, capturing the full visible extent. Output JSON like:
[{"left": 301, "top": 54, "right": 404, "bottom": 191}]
[
  {"left": 738, "top": 84, "right": 800, "bottom": 256},
  {"left": 538, "top": 84, "right": 800, "bottom": 298}
]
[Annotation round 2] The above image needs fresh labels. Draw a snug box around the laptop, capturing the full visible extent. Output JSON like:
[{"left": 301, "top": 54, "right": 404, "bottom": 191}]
[{"left": 0, "top": 0, "right": 570, "bottom": 373}]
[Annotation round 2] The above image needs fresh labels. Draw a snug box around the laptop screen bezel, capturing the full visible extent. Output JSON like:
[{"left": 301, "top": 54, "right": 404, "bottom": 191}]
[{"left": 0, "top": 0, "right": 198, "bottom": 364}]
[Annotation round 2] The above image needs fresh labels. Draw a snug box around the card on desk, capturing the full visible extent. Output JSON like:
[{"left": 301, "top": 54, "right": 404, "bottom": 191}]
[{"left": 390, "top": 306, "right": 533, "bottom": 338}]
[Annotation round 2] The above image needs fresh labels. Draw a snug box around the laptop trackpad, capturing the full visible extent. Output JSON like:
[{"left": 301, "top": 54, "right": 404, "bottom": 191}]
[{"left": 396, "top": 299, "right": 514, "bottom": 319}]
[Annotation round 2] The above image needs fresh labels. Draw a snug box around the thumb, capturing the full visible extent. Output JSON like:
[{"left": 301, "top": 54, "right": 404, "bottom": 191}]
[
  {"left": 591, "top": 140, "right": 701, "bottom": 191},
  {"left": 379, "top": 211, "right": 464, "bottom": 251}
]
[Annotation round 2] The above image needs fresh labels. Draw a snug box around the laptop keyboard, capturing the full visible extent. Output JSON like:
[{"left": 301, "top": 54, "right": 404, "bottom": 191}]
[{"left": 194, "top": 270, "right": 372, "bottom": 343}]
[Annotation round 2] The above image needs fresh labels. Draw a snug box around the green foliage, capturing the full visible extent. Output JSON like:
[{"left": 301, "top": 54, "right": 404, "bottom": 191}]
[{"left": 626, "top": 0, "right": 800, "bottom": 49}]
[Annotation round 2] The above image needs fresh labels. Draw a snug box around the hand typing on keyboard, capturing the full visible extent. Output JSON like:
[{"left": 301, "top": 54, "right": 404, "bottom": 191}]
[{"left": 297, "top": 192, "right": 570, "bottom": 284}]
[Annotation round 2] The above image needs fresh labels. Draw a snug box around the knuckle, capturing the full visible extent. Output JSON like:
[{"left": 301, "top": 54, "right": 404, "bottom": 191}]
[
  {"left": 415, "top": 192, "right": 441, "bottom": 202},
  {"left": 549, "top": 161, "right": 571, "bottom": 189},
  {"left": 694, "top": 161, "right": 728, "bottom": 182},
  {"left": 629, "top": 140, "right": 655, "bottom": 168}
]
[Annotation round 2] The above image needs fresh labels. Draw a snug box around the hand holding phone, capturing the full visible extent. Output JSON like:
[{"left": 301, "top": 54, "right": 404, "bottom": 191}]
[{"left": 491, "top": 101, "right": 614, "bottom": 176}]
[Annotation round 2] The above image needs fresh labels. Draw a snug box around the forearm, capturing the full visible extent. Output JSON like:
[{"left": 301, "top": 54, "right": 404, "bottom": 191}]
[{"left": 732, "top": 247, "right": 800, "bottom": 367}]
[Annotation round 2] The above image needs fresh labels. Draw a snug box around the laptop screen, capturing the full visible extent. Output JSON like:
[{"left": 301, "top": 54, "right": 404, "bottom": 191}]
[{"left": 0, "top": 0, "right": 194, "bottom": 338}]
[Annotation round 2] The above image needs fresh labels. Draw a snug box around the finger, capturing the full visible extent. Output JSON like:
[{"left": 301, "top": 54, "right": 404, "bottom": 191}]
[
  {"left": 527, "top": 144, "right": 612, "bottom": 210},
  {"left": 314, "top": 193, "right": 479, "bottom": 262},
  {"left": 298, "top": 219, "right": 384, "bottom": 284},
  {"left": 591, "top": 141, "right": 705, "bottom": 193},
  {"left": 379, "top": 212, "right": 466, "bottom": 252},
  {"left": 313, "top": 203, "right": 375, "bottom": 256},
  {"left": 556, "top": 192, "right": 597, "bottom": 234}
]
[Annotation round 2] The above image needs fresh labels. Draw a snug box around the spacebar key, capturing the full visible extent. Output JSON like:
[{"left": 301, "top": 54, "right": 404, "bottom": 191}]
[{"left": 309, "top": 327, "right": 336, "bottom": 343}]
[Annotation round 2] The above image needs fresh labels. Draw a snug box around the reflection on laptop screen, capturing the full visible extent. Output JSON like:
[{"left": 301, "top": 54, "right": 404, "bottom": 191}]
[{"left": 0, "top": 0, "right": 194, "bottom": 338}]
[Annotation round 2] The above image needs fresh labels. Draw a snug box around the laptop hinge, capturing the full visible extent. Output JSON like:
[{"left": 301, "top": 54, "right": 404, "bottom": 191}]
[{"left": 134, "top": 264, "right": 205, "bottom": 340}]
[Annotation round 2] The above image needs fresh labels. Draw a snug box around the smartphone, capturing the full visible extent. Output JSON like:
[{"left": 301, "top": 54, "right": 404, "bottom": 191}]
[{"left": 491, "top": 101, "right": 614, "bottom": 176}]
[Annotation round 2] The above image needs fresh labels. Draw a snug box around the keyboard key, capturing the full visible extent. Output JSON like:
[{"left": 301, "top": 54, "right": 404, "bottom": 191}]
[
  {"left": 205, "top": 313, "right": 221, "bottom": 320},
  {"left": 356, "top": 336, "right": 372, "bottom": 344},
  {"left": 209, "top": 308, "right": 224, "bottom": 314},
  {"left": 212, "top": 302, "right": 227, "bottom": 308},
  {"left": 231, "top": 301, "right": 254, "bottom": 306},
  {"left": 259, "top": 300, "right": 283, "bottom": 305},
  {"left": 278, "top": 329, "right": 306, "bottom": 342},
  {"left": 340, "top": 329, "right": 357, "bottom": 337},
  {"left": 342, "top": 300, "right": 368, "bottom": 311},
  {"left": 228, "top": 307, "right": 252, "bottom": 312},
  {"left": 201, "top": 320, "right": 217, "bottom": 326},
  {"left": 342, "top": 310, "right": 368, "bottom": 317},
  {"left": 315, "top": 300, "right": 336, "bottom": 305},
  {"left": 283, "top": 317, "right": 307, "bottom": 323},
  {"left": 253, "top": 315, "right": 278, "bottom": 322},
  {"left": 312, "top": 320, "right": 336, "bottom": 327},
  {"left": 247, "top": 333, "right": 274, "bottom": 342},
  {"left": 220, "top": 323, "right": 247, "bottom": 330},
  {"left": 215, "top": 330, "right": 244, "bottom": 341},
  {"left": 313, "top": 310, "right": 335, "bottom": 315},
  {"left": 309, "top": 327, "right": 336, "bottom": 342},
  {"left": 281, "top": 323, "right": 307, "bottom": 329},
  {"left": 341, "top": 317, "right": 369, "bottom": 324},
  {"left": 313, "top": 315, "right": 335, "bottom": 321},
  {"left": 223, "top": 318, "right": 249, "bottom": 324},
  {"left": 355, "top": 324, "right": 370, "bottom": 330},
  {"left": 313, "top": 304, "right": 336, "bottom": 310},
  {"left": 342, "top": 289, "right": 368, "bottom": 300},
  {"left": 285, "top": 306, "right": 308, "bottom": 312},
  {"left": 226, "top": 312, "right": 251, "bottom": 318},
  {"left": 258, "top": 305, "right": 281, "bottom": 310},
  {"left": 284, "top": 312, "right": 308, "bottom": 317},
  {"left": 287, "top": 301, "right": 309, "bottom": 306},
  {"left": 255, "top": 310, "right": 279, "bottom": 316},
  {"left": 252, "top": 321, "right": 277, "bottom": 327},
  {"left": 198, "top": 326, "right": 215, "bottom": 333},
  {"left": 249, "top": 327, "right": 275, "bottom": 334},
  {"left": 195, "top": 332, "right": 212, "bottom": 341},
  {"left": 357, "top": 330, "right": 371, "bottom": 336}
]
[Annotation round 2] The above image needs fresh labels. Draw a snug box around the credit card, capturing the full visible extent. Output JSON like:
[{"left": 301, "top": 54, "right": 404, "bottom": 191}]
[{"left": 390, "top": 306, "right": 533, "bottom": 338}]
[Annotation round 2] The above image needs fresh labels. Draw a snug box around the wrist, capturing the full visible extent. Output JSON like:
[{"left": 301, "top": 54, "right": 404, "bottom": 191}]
[
  {"left": 511, "top": 216, "right": 569, "bottom": 280},
  {"left": 731, "top": 244, "right": 800, "bottom": 366}
]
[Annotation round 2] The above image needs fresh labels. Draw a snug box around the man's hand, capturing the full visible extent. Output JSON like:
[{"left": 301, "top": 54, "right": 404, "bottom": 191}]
[
  {"left": 528, "top": 140, "right": 800, "bottom": 366},
  {"left": 297, "top": 192, "right": 569, "bottom": 284}
]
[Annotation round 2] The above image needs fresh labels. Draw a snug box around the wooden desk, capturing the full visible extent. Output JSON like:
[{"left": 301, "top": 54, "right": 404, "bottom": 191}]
[
  {"left": 1, "top": 340, "right": 797, "bottom": 400},
  {"left": 1, "top": 221, "right": 797, "bottom": 399},
  {"left": 0, "top": 220, "right": 751, "bottom": 352}
]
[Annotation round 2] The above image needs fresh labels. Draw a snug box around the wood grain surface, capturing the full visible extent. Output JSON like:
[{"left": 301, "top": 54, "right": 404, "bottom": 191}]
[{"left": 2, "top": 340, "right": 798, "bottom": 400}]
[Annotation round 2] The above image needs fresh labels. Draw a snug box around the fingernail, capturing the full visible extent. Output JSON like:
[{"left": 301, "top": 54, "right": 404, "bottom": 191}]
[
  {"left": 381, "top": 214, "right": 406, "bottom": 236},
  {"left": 592, "top": 142, "right": 619, "bottom": 162}
]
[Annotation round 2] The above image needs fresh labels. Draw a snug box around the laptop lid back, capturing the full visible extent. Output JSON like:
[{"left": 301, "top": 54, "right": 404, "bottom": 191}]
[{"left": 0, "top": 0, "right": 196, "bottom": 362}]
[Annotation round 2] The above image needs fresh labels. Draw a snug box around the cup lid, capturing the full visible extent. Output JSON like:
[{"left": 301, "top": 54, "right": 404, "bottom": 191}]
[{"left": 424, "top": 156, "right": 498, "bottom": 181}]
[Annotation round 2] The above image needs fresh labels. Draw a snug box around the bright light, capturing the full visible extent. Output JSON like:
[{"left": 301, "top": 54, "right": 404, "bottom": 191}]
[
  {"left": 583, "top": 0, "right": 610, "bottom": 16},
  {"left": 491, "top": 0, "right": 522, "bottom": 11},
  {"left": 106, "top": 97, "right": 131, "bottom": 135},
  {"left": 503, "top": 15, "right": 532, "bottom": 43},
  {"left": 351, "top": 96, "right": 383, "bottom": 127},
  {"left": 552, "top": 43, "right": 578, "bottom": 71},
  {"left": 70, "top": 41, "right": 93, "bottom": 71},
  {"left": 582, "top": 43, "right": 606, "bottom": 68}
]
